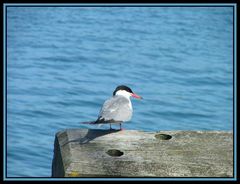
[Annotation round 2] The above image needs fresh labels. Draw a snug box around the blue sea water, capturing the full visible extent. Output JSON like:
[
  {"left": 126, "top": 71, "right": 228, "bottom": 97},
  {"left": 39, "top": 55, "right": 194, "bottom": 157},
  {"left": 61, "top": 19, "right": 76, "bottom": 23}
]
[{"left": 6, "top": 6, "right": 233, "bottom": 177}]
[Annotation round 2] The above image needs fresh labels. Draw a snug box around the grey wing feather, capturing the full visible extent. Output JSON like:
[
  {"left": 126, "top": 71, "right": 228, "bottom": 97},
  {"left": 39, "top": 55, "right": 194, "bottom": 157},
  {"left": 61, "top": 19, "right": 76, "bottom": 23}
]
[{"left": 98, "top": 96, "right": 132, "bottom": 122}]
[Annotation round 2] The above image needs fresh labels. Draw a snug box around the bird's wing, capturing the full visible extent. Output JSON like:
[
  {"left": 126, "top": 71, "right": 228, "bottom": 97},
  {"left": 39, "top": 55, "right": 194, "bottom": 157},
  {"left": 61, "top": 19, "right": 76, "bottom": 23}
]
[{"left": 98, "top": 95, "right": 132, "bottom": 122}]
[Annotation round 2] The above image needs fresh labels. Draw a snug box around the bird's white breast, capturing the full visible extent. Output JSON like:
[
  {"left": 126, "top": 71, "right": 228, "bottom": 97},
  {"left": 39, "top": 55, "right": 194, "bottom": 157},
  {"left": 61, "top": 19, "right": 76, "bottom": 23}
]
[
  {"left": 115, "top": 90, "right": 133, "bottom": 110},
  {"left": 128, "top": 98, "right": 133, "bottom": 110}
]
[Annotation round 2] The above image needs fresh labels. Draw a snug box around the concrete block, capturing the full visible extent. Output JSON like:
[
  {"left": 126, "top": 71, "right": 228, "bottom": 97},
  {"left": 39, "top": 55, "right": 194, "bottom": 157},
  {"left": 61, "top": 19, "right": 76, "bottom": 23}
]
[{"left": 52, "top": 129, "right": 233, "bottom": 177}]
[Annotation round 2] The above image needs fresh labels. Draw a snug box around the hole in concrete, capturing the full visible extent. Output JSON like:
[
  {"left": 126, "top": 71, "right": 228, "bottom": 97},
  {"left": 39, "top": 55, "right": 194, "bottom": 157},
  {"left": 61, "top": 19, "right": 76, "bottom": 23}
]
[
  {"left": 155, "top": 133, "right": 172, "bottom": 140},
  {"left": 106, "top": 149, "right": 124, "bottom": 157}
]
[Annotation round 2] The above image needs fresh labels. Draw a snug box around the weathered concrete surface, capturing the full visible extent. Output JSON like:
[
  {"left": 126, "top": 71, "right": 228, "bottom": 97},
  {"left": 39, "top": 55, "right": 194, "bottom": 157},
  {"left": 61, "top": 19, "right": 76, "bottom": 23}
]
[{"left": 52, "top": 129, "right": 233, "bottom": 177}]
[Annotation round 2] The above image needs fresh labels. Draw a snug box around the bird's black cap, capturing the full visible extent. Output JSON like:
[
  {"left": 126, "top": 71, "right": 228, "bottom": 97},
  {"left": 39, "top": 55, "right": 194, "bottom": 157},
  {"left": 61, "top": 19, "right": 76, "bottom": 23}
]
[{"left": 113, "top": 85, "right": 133, "bottom": 96}]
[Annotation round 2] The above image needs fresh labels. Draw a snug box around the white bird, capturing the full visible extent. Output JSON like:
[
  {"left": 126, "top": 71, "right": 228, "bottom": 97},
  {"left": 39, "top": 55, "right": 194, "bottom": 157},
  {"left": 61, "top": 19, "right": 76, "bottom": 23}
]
[{"left": 81, "top": 85, "right": 142, "bottom": 130}]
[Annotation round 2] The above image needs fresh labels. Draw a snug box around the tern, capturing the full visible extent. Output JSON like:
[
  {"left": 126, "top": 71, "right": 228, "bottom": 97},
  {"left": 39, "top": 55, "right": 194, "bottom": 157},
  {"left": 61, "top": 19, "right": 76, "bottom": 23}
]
[{"left": 81, "top": 85, "right": 142, "bottom": 130}]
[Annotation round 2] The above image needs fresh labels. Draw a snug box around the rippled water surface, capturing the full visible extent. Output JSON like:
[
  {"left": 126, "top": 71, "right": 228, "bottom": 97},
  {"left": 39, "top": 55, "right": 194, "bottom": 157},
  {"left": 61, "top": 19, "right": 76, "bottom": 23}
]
[{"left": 6, "top": 6, "right": 233, "bottom": 177}]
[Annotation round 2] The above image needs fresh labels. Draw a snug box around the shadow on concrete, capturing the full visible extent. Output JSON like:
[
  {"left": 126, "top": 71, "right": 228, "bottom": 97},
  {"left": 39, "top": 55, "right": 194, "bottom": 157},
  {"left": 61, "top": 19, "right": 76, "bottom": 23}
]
[{"left": 62, "top": 129, "right": 120, "bottom": 146}]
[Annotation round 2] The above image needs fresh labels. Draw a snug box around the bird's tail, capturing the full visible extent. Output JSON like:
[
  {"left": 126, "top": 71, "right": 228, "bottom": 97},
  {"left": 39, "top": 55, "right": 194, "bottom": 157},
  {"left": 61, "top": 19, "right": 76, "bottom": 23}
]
[
  {"left": 80, "top": 117, "right": 104, "bottom": 125},
  {"left": 80, "top": 121, "right": 96, "bottom": 124},
  {"left": 80, "top": 119, "right": 103, "bottom": 128},
  {"left": 80, "top": 118, "right": 104, "bottom": 127}
]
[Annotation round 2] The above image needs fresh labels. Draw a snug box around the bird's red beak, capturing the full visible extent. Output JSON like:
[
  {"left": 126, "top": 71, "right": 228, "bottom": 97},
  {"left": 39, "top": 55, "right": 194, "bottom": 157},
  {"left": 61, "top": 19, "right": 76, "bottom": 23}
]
[{"left": 131, "top": 93, "right": 143, "bottom": 99}]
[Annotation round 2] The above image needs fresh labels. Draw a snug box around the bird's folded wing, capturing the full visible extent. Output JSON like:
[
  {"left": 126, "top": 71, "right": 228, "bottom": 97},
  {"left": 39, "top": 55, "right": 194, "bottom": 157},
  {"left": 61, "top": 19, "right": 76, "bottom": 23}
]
[{"left": 98, "top": 96, "right": 131, "bottom": 121}]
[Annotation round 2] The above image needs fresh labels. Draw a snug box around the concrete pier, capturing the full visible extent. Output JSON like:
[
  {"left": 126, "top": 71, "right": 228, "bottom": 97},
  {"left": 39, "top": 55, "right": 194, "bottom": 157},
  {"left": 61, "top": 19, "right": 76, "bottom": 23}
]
[{"left": 52, "top": 129, "right": 233, "bottom": 177}]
